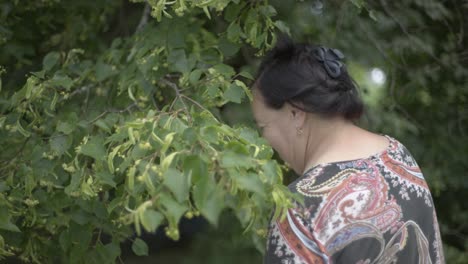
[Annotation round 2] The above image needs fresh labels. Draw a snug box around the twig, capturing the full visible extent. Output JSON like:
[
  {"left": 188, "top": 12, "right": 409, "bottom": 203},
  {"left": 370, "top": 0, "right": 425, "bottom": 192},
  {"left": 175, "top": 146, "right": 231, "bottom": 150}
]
[
  {"left": 388, "top": 68, "right": 397, "bottom": 104},
  {"left": 181, "top": 94, "right": 210, "bottom": 113},
  {"left": 0, "top": 137, "right": 30, "bottom": 172},
  {"left": 379, "top": 0, "right": 443, "bottom": 65},
  {"left": 394, "top": 104, "right": 424, "bottom": 131},
  {"left": 135, "top": 3, "right": 151, "bottom": 34},
  {"left": 358, "top": 21, "right": 404, "bottom": 70},
  {"left": 333, "top": 0, "right": 348, "bottom": 41},
  {"left": 451, "top": 0, "right": 465, "bottom": 47},
  {"left": 457, "top": 109, "right": 467, "bottom": 138},
  {"left": 58, "top": 85, "right": 92, "bottom": 103},
  {"left": 384, "top": 68, "right": 424, "bottom": 131},
  {"left": 150, "top": 90, "right": 160, "bottom": 110},
  {"left": 160, "top": 78, "right": 192, "bottom": 122},
  {"left": 88, "top": 103, "right": 138, "bottom": 124},
  {"left": 168, "top": 96, "right": 178, "bottom": 111},
  {"left": 82, "top": 84, "right": 90, "bottom": 114},
  {"left": 444, "top": 229, "right": 468, "bottom": 241}
]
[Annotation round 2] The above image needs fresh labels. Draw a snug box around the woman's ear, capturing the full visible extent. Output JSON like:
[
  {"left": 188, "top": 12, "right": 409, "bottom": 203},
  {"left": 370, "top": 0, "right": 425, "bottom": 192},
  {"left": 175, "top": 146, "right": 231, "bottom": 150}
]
[{"left": 288, "top": 103, "right": 307, "bottom": 128}]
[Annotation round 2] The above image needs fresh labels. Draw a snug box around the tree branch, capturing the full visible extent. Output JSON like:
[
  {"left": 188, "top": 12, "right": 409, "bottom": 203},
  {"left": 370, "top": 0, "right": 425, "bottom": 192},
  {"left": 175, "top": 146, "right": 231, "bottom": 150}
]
[
  {"left": 88, "top": 102, "right": 138, "bottom": 124},
  {"left": 160, "top": 77, "right": 192, "bottom": 123},
  {"left": 135, "top": 3, "right": 151, "bottom": 34},
  {"left": 379, "top": 0, "right": 443, "bottom": 65},
  {"left": 58, "top": 85, "right": 92, "bottom": 104},
  {"left": 181, "top": 94, "right": 210, "bottom": 113}
]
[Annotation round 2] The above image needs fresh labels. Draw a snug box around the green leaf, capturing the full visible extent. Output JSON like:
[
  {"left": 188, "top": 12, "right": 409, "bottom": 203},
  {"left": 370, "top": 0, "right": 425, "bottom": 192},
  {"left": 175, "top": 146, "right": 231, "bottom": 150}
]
[
  {"left": 57, "top": 113, "right": 78, "bottom": 134},
  {"left": 50, "top": 133, "right": 71, "bottom": 156},
  {"left": 95, "top": 61, "right": 115, "bottom": 82},
  {"left": 57, "top": 121, "right": 75, "bottom": 134},
  {"left": 194, "top": 182, "right": 224, "bottom": 227},
  {"left": 140, "top": 209, "right": 164, "bottom": 233},
  {"left": 59, "top": 229, "right": 71, "bottom": 250},
  {"left": 95, "top": 119, "right": 111, "bottom": 132},
  {"left": 79, "top": 136, "right": 107, "bottom": 161},
  {"left": 193, "top": 173, "right": 224, "bottom": 226},
  {"left": 131, "top": 238, "right": 148, "bottom": 256},
  {"left": 94, "top": 242, "right": 121, "bottom": 263},
  {"left": 224, "top": 2, "right": 243, "bottom": 22},
  {"left": 193, "top": 174, "right": 216, "bottom": 208},
  {"left": 166, "top": 24, "right": 185, "bottom": 48},
  {"left": 107, "top": 197, "right": 124, "bottom": 214},
  {"left": 159, "top": 193, "right": 187, "bottom": 225},
  {"left": 218, "top": 36, "right": 240, "bottom": 58},
  {"left": 65, "top": 171, "right": 82, "bottom": 195},
  {"left": 168, "top": 49, "right": 189, "bottom": 73},
  {"left": 0, "top": 116, "right": 5, "bottom": 129},
  {"left": 201, "top": 189, "right": 224, "bottom": 226},
  {"left": 93, "top": 202, "right": 108, "bottom": 220},
  {"left": 220, "top": 150, "right": 254, "bottom": 169},
  {"left": 49, "top": 74, "right": 73, "bottom": 90},
  {"left": 189, "top": 69, "right": 203, "bottom": 85},
  {"left": 227, "top": 22, "right": 242, "bottom": 42},
  {"left": 202, "top": 6, "right": 211, "bottom": 19},
  {"left": 350, "top": 0, "right": 365, "bottom": 9},
  {"left": 182, "top": 155, "right": 207, "bottom": 184},
  {"left": 213, "top": 63, "right": 235, "bottom": 78},
  {"left": 262, "top": 160, "right": 280, "bottom": 183},
  {"left": 0, "top": 207, "right": 20, "bottom": 232},
  {"left": 43, "top": 52, "right": 60, "bottom": 72},
  {"left": 0, "top": 182, "right": 9, "bottom": 192},
  {"left": 274, "top": 20, "right": 290, "bottom": 35},
  {"left": 70, "top": 209, "right": 91, "bottom": 225},
  {"left": 95, "top": 171, "right": 116, "bottom": 188},
  {"left": 67, "top": 223, "right": 93, "bottom": 252},
  {"left": 259, "top": 5, "right": 277, "bottom": 17},
  {"left": 163, "top": 168, "right": 190, "bottom": 203},
  {"left": 32, "top": 70, "right": 45, "bottom": 79},
  {"left": 235, "top": 173, "right": 265, "bottom": 196},
  {"left": 200, "top": 125, "right": 218, "bottom": 143},
  {"left": 224, "top": 82, "right": 245, "bottom": 103},
  {"left": 369, "top": 10, "right": 378, "bottom": 21},
  {"left": 239, "top": 70, "right": 254, "bottom": 80}
]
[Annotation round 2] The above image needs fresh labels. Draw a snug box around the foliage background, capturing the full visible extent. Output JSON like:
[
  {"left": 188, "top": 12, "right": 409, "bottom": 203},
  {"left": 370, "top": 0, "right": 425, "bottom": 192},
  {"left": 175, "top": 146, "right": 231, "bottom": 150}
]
[{"left": 0, "top": 0, "right": 467, "bottom": 263}]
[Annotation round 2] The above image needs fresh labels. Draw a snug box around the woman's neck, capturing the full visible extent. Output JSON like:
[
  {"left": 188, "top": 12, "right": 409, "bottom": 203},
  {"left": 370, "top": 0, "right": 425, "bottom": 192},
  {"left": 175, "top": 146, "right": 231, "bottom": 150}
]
[
  {"left": 298, "top": 119, "right": 389, "bottom": 175},
  {"left": 300, "top": 117, "right": 356, "bottom": 174}
]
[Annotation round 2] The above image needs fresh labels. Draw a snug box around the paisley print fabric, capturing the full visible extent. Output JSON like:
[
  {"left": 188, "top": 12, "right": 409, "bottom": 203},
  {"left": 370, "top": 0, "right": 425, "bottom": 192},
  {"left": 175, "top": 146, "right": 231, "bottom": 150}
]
[{"left": 265, "top": 135, "right": 445, "bottom": 264}]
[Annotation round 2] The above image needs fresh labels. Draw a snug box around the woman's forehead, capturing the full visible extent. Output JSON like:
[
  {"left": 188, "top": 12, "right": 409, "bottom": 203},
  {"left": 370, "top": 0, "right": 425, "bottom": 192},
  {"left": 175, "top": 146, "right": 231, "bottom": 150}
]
[
  {"left": 251, "top": 93, "right": 267, "bottom": 120},
  {"left": 252, "top": 90, "right": 267, "bottom": 112},
  {"left": 252, "top": 90, "right": 283, "bottom": 122}
]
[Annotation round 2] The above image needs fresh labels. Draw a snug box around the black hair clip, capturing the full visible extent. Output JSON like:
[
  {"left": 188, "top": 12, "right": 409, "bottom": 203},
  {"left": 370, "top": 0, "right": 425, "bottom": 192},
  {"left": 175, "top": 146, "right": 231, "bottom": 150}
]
[{"left": 313, "top": 46, "right": 345, "bottom": 78}]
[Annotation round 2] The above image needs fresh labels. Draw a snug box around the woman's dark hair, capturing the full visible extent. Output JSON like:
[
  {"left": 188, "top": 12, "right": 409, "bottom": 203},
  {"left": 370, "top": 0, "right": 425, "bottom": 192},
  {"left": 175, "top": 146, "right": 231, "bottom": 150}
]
[{"left": 254, "top": 36, "right": 364, "bottom": 120}]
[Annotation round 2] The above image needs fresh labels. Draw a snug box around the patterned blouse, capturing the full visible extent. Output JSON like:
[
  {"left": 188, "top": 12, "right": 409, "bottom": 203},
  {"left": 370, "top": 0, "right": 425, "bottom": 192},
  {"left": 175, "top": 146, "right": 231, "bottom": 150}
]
[{"left": 265, "top": 135, "right": 445, "bottom": 264}]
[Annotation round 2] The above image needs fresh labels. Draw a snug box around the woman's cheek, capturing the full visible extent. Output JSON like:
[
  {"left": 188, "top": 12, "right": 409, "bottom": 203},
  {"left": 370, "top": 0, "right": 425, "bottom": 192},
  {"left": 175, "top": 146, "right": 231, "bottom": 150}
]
[
  {"left": 262, "top": 130, "right": 277, "bottom": 150},
  {"left": 261, "top": 129, "right": 274, "bottom": 149},
  {"left": 266, "top": 130, "right": 287, "bottom": 160}
]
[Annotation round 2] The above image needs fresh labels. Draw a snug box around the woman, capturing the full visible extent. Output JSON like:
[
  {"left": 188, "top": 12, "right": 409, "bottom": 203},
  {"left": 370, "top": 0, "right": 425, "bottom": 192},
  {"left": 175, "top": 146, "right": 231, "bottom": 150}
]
[{"left": 252, "top": 37, "right": 445, "bottom": 264}]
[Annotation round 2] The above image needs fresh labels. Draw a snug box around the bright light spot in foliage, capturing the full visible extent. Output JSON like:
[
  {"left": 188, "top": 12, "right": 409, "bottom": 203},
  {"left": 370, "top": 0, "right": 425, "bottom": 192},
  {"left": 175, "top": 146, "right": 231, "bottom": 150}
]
[
  {"left": 310, "top": 0, "right": 324, "bottom": 15},
  {"left": 370, "top": 68, "right": 386, "bottom": 85}
]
